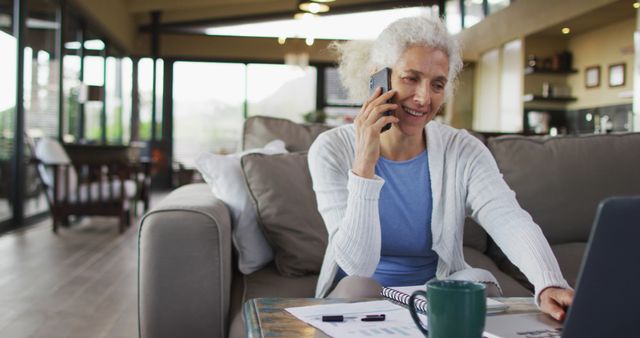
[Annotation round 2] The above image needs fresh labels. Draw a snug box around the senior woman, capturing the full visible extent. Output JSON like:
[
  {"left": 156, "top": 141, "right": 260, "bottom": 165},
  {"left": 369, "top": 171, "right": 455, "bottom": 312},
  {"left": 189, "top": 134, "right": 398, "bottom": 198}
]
[{"left": 308, "top": 15, "right": 574, "bottom": 321}]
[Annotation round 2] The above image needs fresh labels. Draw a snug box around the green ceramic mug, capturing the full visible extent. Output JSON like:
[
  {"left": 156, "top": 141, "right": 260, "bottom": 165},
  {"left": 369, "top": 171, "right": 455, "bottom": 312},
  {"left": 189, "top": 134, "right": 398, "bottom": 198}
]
[{"left": 408, "top": 280, "right": 486, "bottom": 338}]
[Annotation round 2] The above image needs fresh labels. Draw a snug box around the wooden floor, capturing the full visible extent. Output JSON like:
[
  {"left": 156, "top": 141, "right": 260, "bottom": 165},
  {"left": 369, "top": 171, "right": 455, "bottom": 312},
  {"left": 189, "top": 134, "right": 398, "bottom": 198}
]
[{"left": 0, "top": 195, "right": 166, "bottom": 338}]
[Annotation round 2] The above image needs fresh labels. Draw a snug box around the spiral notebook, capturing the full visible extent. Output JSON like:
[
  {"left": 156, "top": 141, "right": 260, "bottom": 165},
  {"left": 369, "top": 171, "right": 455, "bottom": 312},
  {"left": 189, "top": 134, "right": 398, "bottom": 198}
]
[{"left": 381, "top": 285, "right": 508, "bottom": 314}]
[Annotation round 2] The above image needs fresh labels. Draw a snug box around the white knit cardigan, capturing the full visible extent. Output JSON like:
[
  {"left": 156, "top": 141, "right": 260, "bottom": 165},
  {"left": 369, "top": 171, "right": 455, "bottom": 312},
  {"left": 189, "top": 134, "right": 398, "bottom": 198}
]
[{"left": 308, "top": 121, "right": 569, "bottom": 301}]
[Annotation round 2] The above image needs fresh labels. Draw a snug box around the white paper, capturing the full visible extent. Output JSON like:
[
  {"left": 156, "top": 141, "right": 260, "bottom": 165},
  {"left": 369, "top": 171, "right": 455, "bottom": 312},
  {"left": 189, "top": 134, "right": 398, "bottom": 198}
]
[{"left": 286, "top": 300, "right": 427, "bottom": 338}]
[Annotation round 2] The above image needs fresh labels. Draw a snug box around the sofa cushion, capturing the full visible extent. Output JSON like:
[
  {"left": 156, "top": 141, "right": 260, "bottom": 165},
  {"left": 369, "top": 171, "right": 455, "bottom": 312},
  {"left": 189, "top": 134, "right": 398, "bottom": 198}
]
[
  {"left": 489, "top": 241, "right": 586, "bottom": 291},
  {"left": 242, "top": 116, "right": 331, "bottom": 152},
  {"left": 488, "top": 133, "right": 640, "bottom": 245},
  {"left": 463, "top": 247, "right": 531, "bottom": 297},
  {"left": 550, "top": 242, "right": 586, "bottom": 288},
  {"left": 463, "top": 217, "right": 487, "bottom": 253},
  {"left": 244, "top": 263, "right": 318, "bottom": 299},
  {"left": 241, "top": 152, "right": 328, "bottom": 277},
  {"left": 194, "top": 140, "right": 288, "bottom": 275}
]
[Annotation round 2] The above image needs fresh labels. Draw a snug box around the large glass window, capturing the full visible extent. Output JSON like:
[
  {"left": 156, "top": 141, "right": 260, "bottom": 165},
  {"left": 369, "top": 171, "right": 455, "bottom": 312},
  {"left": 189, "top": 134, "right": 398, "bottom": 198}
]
[
  {"left": 121, "top": 57, "right": 132, "bottom": 143},
  {"left": 106, "top": 56, "right": 123, "bottom": 143},
  {"left": 154, "top": 58, "right": 163, "bottom": 140},
  {"left": 83, "top": 51, "right": 105, "bottom": 142},
  {"left": 24, "top": 0, "right": 60, "bottom": 217},
  {"left": 173, "top": 61, "right": 246, "bottom": 167},
  {"left": 0, "top": 0, "right": 15, "bottom": 223},
  {"left": 464, "top": 0, "right": 484, "bottom": 28},
  {"left": 445, "top": 0, "right": 462, "bottom": 34},
  {"left": 323, "top": 67, "right": 360, "bottom": 125},
  {"left": 247, "top": 64, "right": 316, "bottom": 123},
  {"left": 62, "top": 53, "right": 80, "bottom": 142},
  {"left": 62, "top": 8, "right": 81, "bottom": 142},
  {"left": 138, "top": 57, "right": 153, "bottom": 141},
  {"left": 488, "top": 0, "right": 510, "bottom": 15}
]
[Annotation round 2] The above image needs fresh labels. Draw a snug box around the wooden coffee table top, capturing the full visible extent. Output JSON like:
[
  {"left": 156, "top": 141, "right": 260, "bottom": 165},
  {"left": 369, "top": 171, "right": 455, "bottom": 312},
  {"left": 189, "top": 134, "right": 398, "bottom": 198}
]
[{"left": 243, "top": 297, "right": 539, "bottom": 338}]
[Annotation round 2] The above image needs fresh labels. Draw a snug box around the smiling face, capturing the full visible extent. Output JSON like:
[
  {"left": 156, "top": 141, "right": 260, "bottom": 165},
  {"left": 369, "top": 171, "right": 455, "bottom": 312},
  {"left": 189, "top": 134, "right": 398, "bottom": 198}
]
[{"left": 388, "top": 45, "right": 450, "bottom": 137}]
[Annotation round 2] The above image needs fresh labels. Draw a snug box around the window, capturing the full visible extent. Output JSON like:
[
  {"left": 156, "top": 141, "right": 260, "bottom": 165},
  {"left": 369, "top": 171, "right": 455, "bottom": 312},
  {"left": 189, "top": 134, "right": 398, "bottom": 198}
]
[
  {"left": 154, "top": 58, "right": 163, "bottom": 140},
  {"left": 138, "top": 57, "right": 153, "bottom": 141},
  {"left": 204, "top": 7, "right": 433, "bottom": 40},
  {"left": 62, "top": 54, "right": 81, "bottom": 142},
  {"left": 24, "top": 0, "right": 60, "bottom": 217},
  {"left": 0, "top": 5, "right": 15, "bottom": 223},
  {"left": 84, "top": 53, "right": 105, "bottom": 141},
  {"left": 121, "top": 57, "right": 133, "bottom": 143},
  {"left": 247, "top": 64, "right": 316, "bottom": 123},
  {"left": 106, "top": 56, "right": 123, "bottom": 143},
  {"left": 62, "top": 7, "right": 81, "bottom": 142},
  {"left": 173, "top": 61, "right": 246, "bottom": 167},
  {"left": 445, "top": 0, "right": 462, "bottom": 34},
  {"left": 463, "top": 0, "right": 484, "bottom": 28},
  {"left": 323, "top": 67, "right": 360, "bottom": 125},
  {"left": 488, "top": 0, "right": 510, "bottom": 15}
]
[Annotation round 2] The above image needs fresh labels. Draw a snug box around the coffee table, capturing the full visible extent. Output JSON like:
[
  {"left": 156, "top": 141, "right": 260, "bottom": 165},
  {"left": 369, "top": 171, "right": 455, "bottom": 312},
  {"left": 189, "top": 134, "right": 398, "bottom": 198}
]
[{"left": 243, "top": 297, "right": 539, "bottom": 337}]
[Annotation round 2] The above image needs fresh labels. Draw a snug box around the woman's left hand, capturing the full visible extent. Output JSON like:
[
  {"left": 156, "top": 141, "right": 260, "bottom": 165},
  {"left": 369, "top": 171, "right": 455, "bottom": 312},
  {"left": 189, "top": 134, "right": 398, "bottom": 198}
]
[{"left": 539, "top": 287, "right": 574, "bottom": 322}]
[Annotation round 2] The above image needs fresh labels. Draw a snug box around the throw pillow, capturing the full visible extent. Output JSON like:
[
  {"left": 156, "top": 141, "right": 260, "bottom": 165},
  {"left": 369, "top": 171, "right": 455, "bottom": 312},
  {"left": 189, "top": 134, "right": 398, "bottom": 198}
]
[
  {"left": 194, "top": 139, "right": 287, "bottom": 274},
  {"left": 242, "top": 115, "right": 332, "bottom": 152},
  {"left": 241, "top": 152, "right": 328, "bottom": 277}
]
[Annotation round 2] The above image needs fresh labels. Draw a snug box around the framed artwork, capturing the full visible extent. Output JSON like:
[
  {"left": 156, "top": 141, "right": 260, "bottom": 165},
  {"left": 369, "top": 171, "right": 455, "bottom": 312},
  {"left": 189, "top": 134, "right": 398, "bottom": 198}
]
[
  {"left": 585, "top": 66, "right": 600, "bottom": 88},
  {"left": 609, "top": 63, "right": 626, "bottom": 87}
]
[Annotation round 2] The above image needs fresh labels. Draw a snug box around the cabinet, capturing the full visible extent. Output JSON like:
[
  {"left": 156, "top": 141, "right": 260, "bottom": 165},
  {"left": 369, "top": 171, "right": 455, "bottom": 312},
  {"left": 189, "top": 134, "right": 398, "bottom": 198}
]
[
  {"left": 522, "top": 65, "right": 577, "bottom": 134},
  {"left": 523, "top": 68, "right": 578, "bottom": 103}
]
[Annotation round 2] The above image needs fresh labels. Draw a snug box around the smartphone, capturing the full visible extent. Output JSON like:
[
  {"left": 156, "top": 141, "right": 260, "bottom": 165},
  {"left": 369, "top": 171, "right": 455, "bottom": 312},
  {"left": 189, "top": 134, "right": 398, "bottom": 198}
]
[{"left": 369, "top": 67, "right": 393, "bottom": 132}]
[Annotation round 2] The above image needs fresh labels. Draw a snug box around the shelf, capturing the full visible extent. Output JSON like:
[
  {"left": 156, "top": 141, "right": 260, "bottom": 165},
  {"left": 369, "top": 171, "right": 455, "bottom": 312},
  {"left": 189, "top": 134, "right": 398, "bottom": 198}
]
[
  {"left": 525, "top": 67, "right": 578, "bottom": 75},
  {"left": 523, "top": 94, "right": 577, "bottom": 102}
]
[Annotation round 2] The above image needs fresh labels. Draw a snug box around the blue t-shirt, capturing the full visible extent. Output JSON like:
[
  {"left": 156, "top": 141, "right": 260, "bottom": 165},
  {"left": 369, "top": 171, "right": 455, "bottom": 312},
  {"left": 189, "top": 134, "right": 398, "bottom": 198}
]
[{"left": 335, "top": 150, "right": 438, "bottom": 286}]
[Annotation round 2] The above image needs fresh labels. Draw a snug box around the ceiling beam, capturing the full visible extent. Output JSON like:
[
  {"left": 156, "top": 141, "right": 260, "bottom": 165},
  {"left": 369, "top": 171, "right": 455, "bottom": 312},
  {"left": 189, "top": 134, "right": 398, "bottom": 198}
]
[{"left": 127, "top": 0, "right": 287, "bottom": 14}]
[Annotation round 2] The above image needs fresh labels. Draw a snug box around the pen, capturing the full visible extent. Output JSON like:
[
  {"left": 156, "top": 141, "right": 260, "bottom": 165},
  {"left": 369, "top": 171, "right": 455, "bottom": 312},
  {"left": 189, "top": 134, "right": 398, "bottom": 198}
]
[
  {"left": 361, "top": 314, "right": 386, "bottom": 322},
  {"left": 321, "top": 314, "right": 386, "bottom": 322}
]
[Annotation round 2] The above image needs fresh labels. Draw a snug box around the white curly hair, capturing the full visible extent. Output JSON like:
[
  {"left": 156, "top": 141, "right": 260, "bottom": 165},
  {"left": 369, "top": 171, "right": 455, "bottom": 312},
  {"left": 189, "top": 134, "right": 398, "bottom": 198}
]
[{"left": 331, "top": 15, "right": 463, "bottom": 102}]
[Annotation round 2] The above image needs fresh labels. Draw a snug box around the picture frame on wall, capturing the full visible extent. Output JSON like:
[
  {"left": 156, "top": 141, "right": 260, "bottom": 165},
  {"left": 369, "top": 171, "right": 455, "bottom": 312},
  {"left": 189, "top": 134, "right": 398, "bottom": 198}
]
[
  {"left": 585, "top": 65, "right": 600, "bottom": 88},
  {"left": 608, "top": 63, "right": 626, "bottom": 87}
]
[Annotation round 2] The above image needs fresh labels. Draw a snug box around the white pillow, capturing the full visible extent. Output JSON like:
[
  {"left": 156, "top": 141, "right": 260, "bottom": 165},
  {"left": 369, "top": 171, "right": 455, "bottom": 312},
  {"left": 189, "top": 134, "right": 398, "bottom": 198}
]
[{"left": 194, "top": 139, "right": 287, "bottom": 274}]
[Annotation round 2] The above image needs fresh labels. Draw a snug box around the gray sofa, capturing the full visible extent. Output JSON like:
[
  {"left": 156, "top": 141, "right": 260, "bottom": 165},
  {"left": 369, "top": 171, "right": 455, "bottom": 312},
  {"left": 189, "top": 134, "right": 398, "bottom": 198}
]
[{"left": 138, "top": 116, "right": 640, "bottom": 338}]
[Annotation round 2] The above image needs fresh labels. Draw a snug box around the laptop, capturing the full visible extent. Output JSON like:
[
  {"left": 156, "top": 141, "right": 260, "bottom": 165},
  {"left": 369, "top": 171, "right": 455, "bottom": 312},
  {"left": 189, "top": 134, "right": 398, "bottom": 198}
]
[{"left": 484, "top": 196, "right": 640, "bottom": 338}]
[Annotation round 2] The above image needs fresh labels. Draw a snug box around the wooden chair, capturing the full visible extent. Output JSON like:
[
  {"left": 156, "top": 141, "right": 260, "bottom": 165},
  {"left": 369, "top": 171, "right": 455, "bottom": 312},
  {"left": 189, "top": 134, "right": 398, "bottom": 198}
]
[{"left": 29, "top": 137, "right": 147, "bottom": 233}]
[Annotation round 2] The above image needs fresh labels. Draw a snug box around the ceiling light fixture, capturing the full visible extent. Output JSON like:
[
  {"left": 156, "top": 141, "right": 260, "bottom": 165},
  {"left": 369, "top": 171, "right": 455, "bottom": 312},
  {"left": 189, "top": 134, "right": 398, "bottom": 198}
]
[
  {"left": 634, "top": 2, "right": 640, "bottom": 9},
  {"left": 561, "top": 27, "right": 570, "bottom": 34},
  {"left": 311, "top": 0, "right": 335, "bottom": 2},
  {"left": 299, "top": 1, "right": 330, "bottom": 14},
  {"left": 278, "top": 36, "right": 287, "bottom": 45},
  {"left": 293, "top": 12, "right": 317, "bottom": 20},
  {"left": 305, "top": 37, "right": 315, "bottom": 46}
]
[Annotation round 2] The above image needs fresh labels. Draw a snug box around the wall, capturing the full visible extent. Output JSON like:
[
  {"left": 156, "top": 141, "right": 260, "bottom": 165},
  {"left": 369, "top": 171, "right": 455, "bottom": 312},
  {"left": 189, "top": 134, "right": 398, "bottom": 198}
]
[
  {"left": 567, "top": 17, "right": 635, "bottom": 110},
  {"left": 458, "top": 0, "right": 618, "bottom": 61},
  {"left": 500, "top": 39, "right": 523, "bottom": 131},
  {"left": 472, "top": 39, "right": 523, "bottom": 132},
  {"left": 449, "top": 63, "right": 475, "bottom": 130},
  {"left": 473, "top": 49, "right": 501, "bottom": 131}
]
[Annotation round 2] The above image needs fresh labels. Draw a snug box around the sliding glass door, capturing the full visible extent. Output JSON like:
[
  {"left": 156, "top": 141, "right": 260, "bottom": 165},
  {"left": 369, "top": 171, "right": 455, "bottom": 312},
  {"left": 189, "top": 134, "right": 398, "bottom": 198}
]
[{"left": 0, "top": 0, "right": 16, "bottom": 223}]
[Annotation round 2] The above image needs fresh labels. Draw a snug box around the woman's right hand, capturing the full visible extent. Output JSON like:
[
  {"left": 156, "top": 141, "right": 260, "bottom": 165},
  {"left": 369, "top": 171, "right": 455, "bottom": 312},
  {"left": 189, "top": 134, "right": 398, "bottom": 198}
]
[{"left": 352, "top": 87, "right": 399, "bottom": 178}]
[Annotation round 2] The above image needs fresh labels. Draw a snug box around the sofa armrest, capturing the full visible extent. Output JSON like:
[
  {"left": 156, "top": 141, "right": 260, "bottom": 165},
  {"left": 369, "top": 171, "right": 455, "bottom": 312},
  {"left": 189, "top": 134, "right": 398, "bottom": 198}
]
[{"left": 138, "top": 183, "right": 232, "bottom": 338}]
